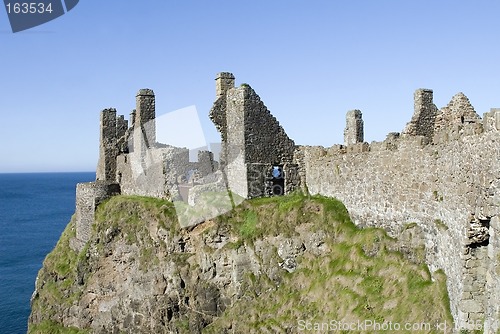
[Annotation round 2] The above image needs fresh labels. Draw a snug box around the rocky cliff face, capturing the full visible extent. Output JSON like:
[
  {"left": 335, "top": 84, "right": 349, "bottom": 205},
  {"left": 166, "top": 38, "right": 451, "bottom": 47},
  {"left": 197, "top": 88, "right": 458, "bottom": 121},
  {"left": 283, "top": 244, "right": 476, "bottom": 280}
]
[{"left": 29, "top": 194, "right": 453, "bottom": 333}]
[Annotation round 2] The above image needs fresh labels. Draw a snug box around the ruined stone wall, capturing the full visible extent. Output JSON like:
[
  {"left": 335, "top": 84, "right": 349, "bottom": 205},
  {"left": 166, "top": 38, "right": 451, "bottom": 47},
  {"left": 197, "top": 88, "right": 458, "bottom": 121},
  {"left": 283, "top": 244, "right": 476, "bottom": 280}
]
[
  {"left": 242, "top": 85, "right": 295, "bottom": 165},
  {"left": 96, "top": 109, "right": 118, "bottom": 182},
  {"left": 71, "top": 181, "right": 120, "bottom": 252},
  {"left": 116, "top": 146, "right": 193, "bottom": 200},
  {"left": 484, "top": 108, "right": 500, "bottom": 132},
  {"left": 224, "top": 86, "right": 248, "bottom": 198},
  {"left": 197, "top": 150, "right": 216, "bottom": 177},
  {"left": 116, "top": 115, "right": 128, "bottom": 153},
  {"left": 134, "top": 89, "right": 156, "bottom": 155},
  {"left": 485, "top": 215, "right": 500, "bottom": 332},
  {"left": 215, "top": 72, "right": 235, "bottom": 98},
  {"left": 212, "top": 77, "right": 297, "bottom": 198},
  {"left": 344, "top": 109, "right": 364, "bottom": 145},
  {"left": 433, "top": 93, "right": 483, "bottom": 144},
  {"left": 299, "top": 125, "right": 500, "bottom": 328},
  {"left": 402, "top": 89, "right": 438, "bottom": 139}
]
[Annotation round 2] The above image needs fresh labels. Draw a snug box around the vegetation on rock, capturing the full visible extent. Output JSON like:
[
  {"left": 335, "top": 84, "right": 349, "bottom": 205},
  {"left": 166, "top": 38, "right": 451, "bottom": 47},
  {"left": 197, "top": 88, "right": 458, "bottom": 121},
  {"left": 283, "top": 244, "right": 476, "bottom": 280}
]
[{"left": 29, "top": 193, "right": 453, "bottom": 333}]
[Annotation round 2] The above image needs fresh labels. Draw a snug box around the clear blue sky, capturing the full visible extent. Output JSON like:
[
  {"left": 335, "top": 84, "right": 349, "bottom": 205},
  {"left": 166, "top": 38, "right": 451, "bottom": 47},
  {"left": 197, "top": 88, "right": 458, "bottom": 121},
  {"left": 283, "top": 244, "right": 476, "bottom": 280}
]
[{"left": 1, "top": 1, "right": 500, "bottom": 172}]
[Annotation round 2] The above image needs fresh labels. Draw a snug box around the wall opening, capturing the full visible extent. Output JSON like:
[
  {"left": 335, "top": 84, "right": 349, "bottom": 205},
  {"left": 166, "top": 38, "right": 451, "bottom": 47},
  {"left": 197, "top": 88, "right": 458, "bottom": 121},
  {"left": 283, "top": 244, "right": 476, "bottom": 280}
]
[
  {"left": 467, "top": 216, "right": 491, "bottom": 248},
  {"left": 271, "top": 165, "right": 285, "bottom": 196}
]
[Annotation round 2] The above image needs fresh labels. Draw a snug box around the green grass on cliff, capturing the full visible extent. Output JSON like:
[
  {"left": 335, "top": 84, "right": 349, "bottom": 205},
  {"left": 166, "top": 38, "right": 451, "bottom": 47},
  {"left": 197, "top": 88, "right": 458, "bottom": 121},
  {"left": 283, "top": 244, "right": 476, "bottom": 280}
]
[
  {"left": 205, "top": 192, "right": 453, "bottom": 333},
  {"left": 29, "top": 192, "right": 453, "bottom": 333},
  {"left": 28, "top": 216, "right": 91, "bottom": 334}
]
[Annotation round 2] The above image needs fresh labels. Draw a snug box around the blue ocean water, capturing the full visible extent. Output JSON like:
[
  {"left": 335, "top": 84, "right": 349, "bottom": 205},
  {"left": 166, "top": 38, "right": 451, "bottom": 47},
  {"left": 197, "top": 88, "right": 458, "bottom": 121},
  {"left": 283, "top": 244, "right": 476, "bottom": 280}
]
[{"left": 0, "top": 172, "right": 95, "bottom": 334}]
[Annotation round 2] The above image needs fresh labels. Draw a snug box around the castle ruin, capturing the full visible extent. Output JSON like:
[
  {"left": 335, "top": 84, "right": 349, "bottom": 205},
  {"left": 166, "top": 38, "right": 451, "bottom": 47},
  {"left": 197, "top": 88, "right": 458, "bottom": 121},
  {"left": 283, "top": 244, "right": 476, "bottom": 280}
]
[{"left": 72, "top": 72, "right": 500, "bottom": 332}]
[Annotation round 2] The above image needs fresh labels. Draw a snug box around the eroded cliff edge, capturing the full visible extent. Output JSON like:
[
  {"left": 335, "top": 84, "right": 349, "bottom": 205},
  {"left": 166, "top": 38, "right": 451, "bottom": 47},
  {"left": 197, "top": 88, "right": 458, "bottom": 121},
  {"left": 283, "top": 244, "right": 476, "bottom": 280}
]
[{"left": 28, "top": 193, "right": 453, "bottom": 333}]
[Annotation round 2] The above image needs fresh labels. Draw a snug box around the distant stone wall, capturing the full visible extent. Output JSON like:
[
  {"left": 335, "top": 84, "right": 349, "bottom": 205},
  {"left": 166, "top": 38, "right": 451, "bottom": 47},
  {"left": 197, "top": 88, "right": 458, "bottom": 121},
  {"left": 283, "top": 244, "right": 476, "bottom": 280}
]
[{"left": 116, "top": 146, "right": 193, "bottom": 200}]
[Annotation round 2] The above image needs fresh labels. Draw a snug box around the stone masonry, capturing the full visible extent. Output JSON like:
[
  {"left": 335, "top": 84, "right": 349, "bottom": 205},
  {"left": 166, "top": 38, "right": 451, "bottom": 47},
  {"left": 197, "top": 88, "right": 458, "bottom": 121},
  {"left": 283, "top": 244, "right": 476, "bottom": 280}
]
[
  {"left": 70, "top": 181, "right": 120, "bottom": 251},
  {"left": 134, "top": 89, "right": 156, "bottom": 156},
  {"left": 96, "top": 108, "right": 118, "bottom": 182},
  {"left": 298, "top": 90, "right": 500, "bottom": 331},
  {"left": 74, "top": 73, "right": 500, "bottom": 332},
  {"left": 402, "top": 88, "right": 438, "bottom": 140},
  {"left": 344, "top": 109, "right": 364, "bottom": 145},
  {"left": 210, "top": 75, "right": 298, "bottom": 199}
]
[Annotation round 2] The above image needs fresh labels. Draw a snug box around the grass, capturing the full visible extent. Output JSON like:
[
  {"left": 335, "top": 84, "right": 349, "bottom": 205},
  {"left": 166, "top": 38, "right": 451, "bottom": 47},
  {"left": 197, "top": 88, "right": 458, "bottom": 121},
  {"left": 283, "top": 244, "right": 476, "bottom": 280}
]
[
  {"left": 434, "top": 218, "right": 449, "bottom": 231},
  {"left": 240, "top": 211, "right": 258, "bottom": 238},
  {"left": 433, "top": 190, "right": 444, "bottom": 202},
  {"left": 28, "top": 320, "right": 90, "bottom": 334},
  {"left": 29, "top": 217, "right": 89, "bottom": 332}
]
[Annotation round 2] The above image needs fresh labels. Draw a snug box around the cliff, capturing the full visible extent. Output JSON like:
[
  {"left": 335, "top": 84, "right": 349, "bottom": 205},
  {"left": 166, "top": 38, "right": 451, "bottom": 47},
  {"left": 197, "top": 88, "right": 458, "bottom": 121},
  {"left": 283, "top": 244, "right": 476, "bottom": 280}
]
[{"left": 28, "top": 193, "right": 453, "bottom": 333}]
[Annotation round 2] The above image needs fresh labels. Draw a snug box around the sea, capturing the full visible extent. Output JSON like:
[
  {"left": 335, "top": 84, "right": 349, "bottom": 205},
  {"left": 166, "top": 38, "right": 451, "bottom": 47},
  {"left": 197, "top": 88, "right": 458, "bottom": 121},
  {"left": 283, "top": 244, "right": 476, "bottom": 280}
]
[{"left": 0, "top": 172, "right": 95, "bottom": 334}]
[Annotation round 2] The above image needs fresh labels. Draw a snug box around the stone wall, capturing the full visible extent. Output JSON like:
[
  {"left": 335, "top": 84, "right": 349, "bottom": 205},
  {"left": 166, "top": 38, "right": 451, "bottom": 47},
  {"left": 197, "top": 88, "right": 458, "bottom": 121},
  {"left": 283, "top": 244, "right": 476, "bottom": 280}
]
[
  {"left": 210, "top": 74, "right": 297, "bottom": 199},
  {"left": 344, "top": 109, "right": 364, "bottom": 145},
  {"left": 215, "top": 72, "right": 235, "bottom": 98},
  {"left": 116, "top": 146, "right": 193, "bottom": 199},
  {"left": 402, "top": 89, "right": 438, "bottom": 139},
  {"left": 134, "top": 89, "right": 156, "bottom": 156},
  {"left": 484, "top": 108, "right": 500, "bottom": 132},
  {"left": 434, "top": 93, "right": 483, "bottom": 144},
  {"left": 299, "top": 107, "right": 500, "bottom": 330},
  {"left": 197, "top": 150, "right": 216, "bottom": 177},
  {"left": 71, "top": 181, "right": 120, "bottom": 252},
  {"left": 96, "top": 109, "right": 118, "bottom": 182}
]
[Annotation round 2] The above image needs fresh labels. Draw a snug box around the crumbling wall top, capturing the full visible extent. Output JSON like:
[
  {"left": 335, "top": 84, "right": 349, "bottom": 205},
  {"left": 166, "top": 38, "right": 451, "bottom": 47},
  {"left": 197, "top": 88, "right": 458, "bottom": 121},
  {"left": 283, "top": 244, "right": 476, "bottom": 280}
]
[
  {"left": 344, "top": 109, "right": 364, "bottom": 146},
  {"left": 402, "top": 88, "right": 438, "bottom": 140},
  {"left": 215, "top": 72, "right": 235, "bottom": 98},
  {"left": 435, "top": 92, "right": 480, "bottom": 129},
  {"left": 136, "top": 89, "right": 154, "bottom": 96}
]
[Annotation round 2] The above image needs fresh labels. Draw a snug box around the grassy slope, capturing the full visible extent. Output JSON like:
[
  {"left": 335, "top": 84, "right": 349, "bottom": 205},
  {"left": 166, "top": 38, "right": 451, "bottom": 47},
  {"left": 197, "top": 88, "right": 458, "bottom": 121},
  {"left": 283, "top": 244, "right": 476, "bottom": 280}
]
[
  {"left": 205, "top": 193, "right": 453, "bottom": 333},
  {"left": 28, "top": 216, "right": 91, "bottom": 334},
  {"left": 29, "top": 193, "right": 453, "bottom": 333}
]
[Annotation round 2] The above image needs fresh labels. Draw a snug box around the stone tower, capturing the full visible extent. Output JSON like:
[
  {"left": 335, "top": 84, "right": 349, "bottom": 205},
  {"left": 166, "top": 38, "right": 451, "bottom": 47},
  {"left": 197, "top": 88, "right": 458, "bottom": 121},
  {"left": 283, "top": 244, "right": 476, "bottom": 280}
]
[
  {"left": 215, "top": 72, "right": 235, "bottom": 98},
  {"left": 133, "top": 89, "right": 156, "bottom": 155},
  {"left": 344, "top": 109, "right": 364, "bottom": 145},
  {"left": 96, "top": 108, "right": 118, "bottom": 181}
]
